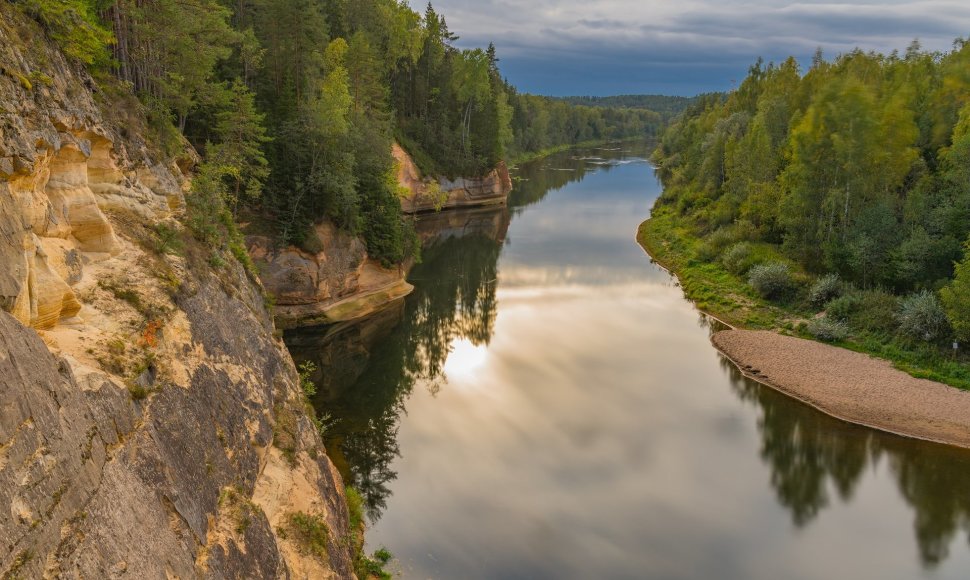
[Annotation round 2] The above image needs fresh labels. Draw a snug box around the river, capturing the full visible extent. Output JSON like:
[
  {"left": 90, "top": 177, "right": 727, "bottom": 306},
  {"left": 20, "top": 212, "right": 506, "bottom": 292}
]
[{"left": 287, "top": 144, "right": 970, "bottom": 579}]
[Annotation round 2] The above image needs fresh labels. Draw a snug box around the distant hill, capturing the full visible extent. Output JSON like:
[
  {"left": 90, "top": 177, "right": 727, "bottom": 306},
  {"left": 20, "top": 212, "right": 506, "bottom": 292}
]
[{"left": 557, "top": 95, "right": 703, "bottom": 120}]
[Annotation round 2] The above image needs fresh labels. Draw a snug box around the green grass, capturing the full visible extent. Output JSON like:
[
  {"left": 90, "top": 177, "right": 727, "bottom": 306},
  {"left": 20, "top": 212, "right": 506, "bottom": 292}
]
[
  {"left": 637, "top": 210, "right": 789, "bottom": 329},
  {"left": 638, "top": 207, "right": 970, "bottom": 391}
]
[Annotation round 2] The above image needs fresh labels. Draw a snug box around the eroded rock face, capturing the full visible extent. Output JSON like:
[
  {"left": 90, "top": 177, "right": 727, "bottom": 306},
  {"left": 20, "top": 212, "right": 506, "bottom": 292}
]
[
  {"left": 0, "top": 16, "right": 180, "bottom": 330},
  {"left": 393, "top": 143, "right": 513, "bottom": 213},
  {"left": 248, "top": 222, "right": 413, "bottom": 330},
  {"left": 0, "top": 7, "right": 356, "bottom": 578}
]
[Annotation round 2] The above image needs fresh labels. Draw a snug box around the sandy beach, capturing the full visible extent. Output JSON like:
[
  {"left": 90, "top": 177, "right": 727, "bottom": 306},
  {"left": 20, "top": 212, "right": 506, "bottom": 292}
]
[{"left": 713, "top": 329, "right": 970, "bottom": 449}]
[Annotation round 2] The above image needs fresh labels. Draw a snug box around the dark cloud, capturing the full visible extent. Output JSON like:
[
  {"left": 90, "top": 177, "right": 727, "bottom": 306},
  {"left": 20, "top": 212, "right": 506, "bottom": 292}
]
[{"left": 411, "top": 0, "right": 970, "bottom": 95}]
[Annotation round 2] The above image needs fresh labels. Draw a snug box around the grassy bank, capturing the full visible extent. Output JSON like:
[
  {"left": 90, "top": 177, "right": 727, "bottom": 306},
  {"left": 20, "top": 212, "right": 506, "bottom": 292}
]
[{"left": 638, "top": 208, "right": 970, "bottom": 391}]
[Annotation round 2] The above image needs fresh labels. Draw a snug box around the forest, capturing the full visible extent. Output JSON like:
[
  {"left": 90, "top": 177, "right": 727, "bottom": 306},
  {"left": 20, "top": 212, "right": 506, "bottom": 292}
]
[
  {"left": 560, "top": 94, "right": 698, "bottom": 121},
  {"left": 17, "top": 0, "right": 661, "bottom": 265},
  {"left": 649, "top": 41, "right": 970, "bottom": 381}
]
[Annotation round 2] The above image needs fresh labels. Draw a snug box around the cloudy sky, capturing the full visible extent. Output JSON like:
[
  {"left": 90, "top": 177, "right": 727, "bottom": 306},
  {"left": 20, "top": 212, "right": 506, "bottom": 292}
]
[{"left": 408, "top": 0, "right": 970, "bottom": 96}]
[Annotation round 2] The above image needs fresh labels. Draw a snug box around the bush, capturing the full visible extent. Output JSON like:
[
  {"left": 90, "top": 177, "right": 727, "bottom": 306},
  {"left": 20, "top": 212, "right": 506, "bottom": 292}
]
[
  {"left": 806, "top": 316, "right": 850, "bottom": 342},
  {"left": 695, "top": 242, "right": 718, "bottom": 263},
  {"left": 809, "top": 274, "right": 843, "bottom": 307},
  {"left": 748, "top": 261, "right": 792, "bottom": 299},
  {"left": 853, "top": 289, "right": 900, "bottom": 334},
  {"left": 706, "top": 227, "right": 738, "bottom": 252},
  {"left": 288, "top": 512, "right": 330, "bottom": 561},
  {"left": 721, "top": 242, "right": 752, "bottom": 274},
  {"left": 825, "top": 294, "right": 860, "bottom": 322},
  {"left": 897, "top": 290, "right": 950, "bottom": 341}
]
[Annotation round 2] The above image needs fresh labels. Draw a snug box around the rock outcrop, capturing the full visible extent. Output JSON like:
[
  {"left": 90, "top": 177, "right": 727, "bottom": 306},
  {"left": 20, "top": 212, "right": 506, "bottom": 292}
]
[
  {"left": 0, "top": 7, "right": 355, "bottom": 578},
  {"left": 393, "top": 143, "right": 513, "bottom": 213},
  {"left": 247, "top": 221, "right": 414, "bottom": 330}
]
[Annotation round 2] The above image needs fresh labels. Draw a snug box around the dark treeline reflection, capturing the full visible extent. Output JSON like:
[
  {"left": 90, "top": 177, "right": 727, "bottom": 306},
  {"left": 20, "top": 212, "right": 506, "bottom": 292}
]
[
  {"left": 286, "top": 206, "right": 510, "bottom": 520},
  {"left": 722, "top": 356, "right": 970, "bottom": 568},
  {"left": 509, "top": 143, "right": 653, "bottom": 210}
]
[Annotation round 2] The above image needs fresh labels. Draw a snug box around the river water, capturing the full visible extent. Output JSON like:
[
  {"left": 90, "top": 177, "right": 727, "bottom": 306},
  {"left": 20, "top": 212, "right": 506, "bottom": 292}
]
[{"left": 287, "top": 145, "right": 970, "bottom": 579}]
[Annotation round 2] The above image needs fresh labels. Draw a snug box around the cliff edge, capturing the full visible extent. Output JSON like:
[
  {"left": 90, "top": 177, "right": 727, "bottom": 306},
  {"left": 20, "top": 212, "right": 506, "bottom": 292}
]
[
  {"left": 393, "top": 143, "right": 512, "bottom": 213},
  {"left": 0, "top": 7, "right": 355, "bottom": 578}
]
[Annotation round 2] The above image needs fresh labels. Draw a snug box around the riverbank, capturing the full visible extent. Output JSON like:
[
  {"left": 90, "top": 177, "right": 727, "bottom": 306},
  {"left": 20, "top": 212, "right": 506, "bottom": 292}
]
[
  {"left": 713, "top": 330, "right": 970, "bottom": 449},
  {"left": 638, "top": 209, "right": 970, "bottom": 391},
  {"left": 639, "top": 211, "right": 970, "bottom": 447}
]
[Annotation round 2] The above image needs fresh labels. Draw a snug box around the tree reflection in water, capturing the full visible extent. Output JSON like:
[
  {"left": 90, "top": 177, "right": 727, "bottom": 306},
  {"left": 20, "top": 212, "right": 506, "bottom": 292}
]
[
  {"left": 288, "top": 145, "right": 970, "bottom": 571},
  {"left": 287, "top": 206, "right": 509, "bottom": 521},
  {"left": 722, "top": 355, "right": 970, "bottom": 568}
]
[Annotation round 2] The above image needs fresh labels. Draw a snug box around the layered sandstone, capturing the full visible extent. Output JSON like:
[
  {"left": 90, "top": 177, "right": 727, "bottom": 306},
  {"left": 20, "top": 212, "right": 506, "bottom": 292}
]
[
  {"left": 393, "top": 143, "right": 513, "bottom": 213},
  {"left": 0, "top": 7, "right": 356, "bottom": 578},
  {"left": 248, "top": 221, "right": 414, "bottom": 330}
]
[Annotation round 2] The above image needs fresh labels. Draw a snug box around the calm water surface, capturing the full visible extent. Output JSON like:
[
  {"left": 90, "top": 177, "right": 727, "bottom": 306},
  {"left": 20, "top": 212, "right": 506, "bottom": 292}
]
[{"left": 288, "top": 145, "right": 970, "bottom": 579}]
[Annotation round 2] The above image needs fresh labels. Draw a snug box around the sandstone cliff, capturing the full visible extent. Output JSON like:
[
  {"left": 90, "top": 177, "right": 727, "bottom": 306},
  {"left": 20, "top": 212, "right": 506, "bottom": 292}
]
[
  {"left": 246, "top": 145, "right": 512, "bottom": 331},
  {"left": 247, "top": 222, "right": 414, "bottom": 330},
  {"left": 0, "top": 7, "right": 355, "bottom": 578},
  {"left": 393, "top": 143, "right": 512, "bottom": 213}
]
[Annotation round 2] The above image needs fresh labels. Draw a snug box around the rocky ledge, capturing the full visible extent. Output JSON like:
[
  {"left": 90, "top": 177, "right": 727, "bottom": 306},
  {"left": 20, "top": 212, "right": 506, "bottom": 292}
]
[{"left": 247, "top": 221, "right": 414, "bottom": 330}]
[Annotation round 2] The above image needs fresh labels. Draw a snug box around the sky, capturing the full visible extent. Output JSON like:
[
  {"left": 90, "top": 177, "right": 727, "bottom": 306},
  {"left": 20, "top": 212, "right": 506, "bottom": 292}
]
[{"left": 407, "top": 0, "right": 970, "bottom": 96}]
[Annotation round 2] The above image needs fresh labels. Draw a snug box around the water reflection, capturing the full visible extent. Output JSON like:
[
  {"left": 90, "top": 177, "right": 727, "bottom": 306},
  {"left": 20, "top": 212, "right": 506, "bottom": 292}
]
[
  {"left": 723, "top": 357, "right": 970, "bottom": 567},
  {"left": 289, "top": 206, "right": 508, "bottom": 519},
  {"left": 509, "top": 142, "right": 654, "bottom": 211},
  {"left": 285, "top": 145, "right": 970, "bottom": 578}
]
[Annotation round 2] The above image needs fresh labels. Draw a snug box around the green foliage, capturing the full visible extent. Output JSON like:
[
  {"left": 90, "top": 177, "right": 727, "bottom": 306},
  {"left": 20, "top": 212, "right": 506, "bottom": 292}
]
[
  {"left": 941, "top": 241, "right": 970, "bottom": 342},
  {"left": 205, "top": 80, "right": 270, "bottom": 212},
  {"left": 20, "top": 0, "right": 113, "bottom": 66},
  {"left": 345, "top": 486, "right": 364, "bottom": 531},
  {"left": 825, "top": 294, "right": 860, "bottom": 322},
  {"left": 649, "top": 41, "right": 970, "bottom": 385},
  {"left": 748, "top": 262, "right": 792, "bottom": 299},
  {"left": 344, "top": 485, "right": 393, "bottom": 578},
  {"left": 298, "top": 361, "right": 317, "bottom": 398},
  {"left": 356, "top": 549, "right": 393, "bottom": 580},
  {"left": 641, "top": 207, "right": 970, "bottom": 389},
  {"left": 288, "top": 512, "right": 330, "bottom": 562},
  {"left": 898, "top": 290, "right": 950, "bottom": 342},
  {"left": 720, "top": 242, "right": 752, "bottom": 274},
  {"left": 809, "top": 274, "right": 843, "bottom": 307},
  {"left": 151, "top": 222, "right": 184, "bottom": 256},
  {"left": 806, "top": 316, "right": 850, "bottom": 342},
  {"left": 851, "top": 289, "right": 900, "bottom": 334}
]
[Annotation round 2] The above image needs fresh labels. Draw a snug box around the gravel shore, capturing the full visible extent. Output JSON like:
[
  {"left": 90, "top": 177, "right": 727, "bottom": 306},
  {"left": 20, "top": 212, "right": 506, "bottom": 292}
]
[{"left": 713, "top": 329, "right": 970, "bottom": 449}]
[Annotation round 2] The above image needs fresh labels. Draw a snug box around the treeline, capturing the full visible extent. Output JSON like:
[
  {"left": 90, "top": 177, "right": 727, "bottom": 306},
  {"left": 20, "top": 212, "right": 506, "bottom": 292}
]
[
  {"left": 505, "top": 93, "right": 661, "bottom": 162},
  {"left": 652, "top": 42, "right": 970, "bottom": 345},
  {"left": 18, "top": 0, "right": 660, "bottom": 265},
  {"left": 560, "top": 94, "right": 698, "bottom": 120}
]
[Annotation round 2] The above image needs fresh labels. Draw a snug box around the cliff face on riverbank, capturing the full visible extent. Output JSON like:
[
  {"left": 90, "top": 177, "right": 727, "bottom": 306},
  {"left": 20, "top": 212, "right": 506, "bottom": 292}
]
[
  {"left": 248, "top": 144, "right": 513, "bottom": 330},
  {"left": 247, "top": 222, "right": 414, "bottom": 330},
  {"left": 393, "top": 143, "right": 513, "bottom": 213},
  {"left": 0, "top": 8, "right": 355, "bottom": 578}
]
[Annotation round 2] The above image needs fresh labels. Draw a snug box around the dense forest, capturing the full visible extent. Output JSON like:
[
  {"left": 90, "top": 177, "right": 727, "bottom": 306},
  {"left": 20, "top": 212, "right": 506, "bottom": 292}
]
[
  {"left": 17, "top": 0, "right": 661, "bottom": 265},
  {"left": 650, "top": 41, "right": 970, "bottom": 375},
  {"left": 560, "top": 94, "right": 698, "bottom": 120}
]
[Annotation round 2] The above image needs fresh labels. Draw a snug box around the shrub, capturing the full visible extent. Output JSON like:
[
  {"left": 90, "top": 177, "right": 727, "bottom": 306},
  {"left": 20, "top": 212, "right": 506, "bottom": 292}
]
[
  {"left": 809, "top": 274, "right": 843, "bottom": 307},
  {"left": 695, "top": 242, "right": 718, "bottom": 263},
  {"left": 853, "top": 289, "right": 900, "bottom": 334},
  {"left": 288, "top": 512, "right": 330, "bottom": 562},
  {"left": 748, "top": 261, "right": 792, "bottom": 299},
  {"left": 706, "top": 227, "right": 737, "bottom": 252},
  {"left": 721, "top": 242, "right": 752, "bottom": 274},
  {"left": 825, "top": 294, "right": 860, "bottom": 322},
  {"left": 897, "top": 290, "right": 950, "bottom": 342},
  {"left": 298, "top": 361, "right": 317, "bottom": 398},
  {"left": 806, "top": 316, "right": 850, "bottom": 342}
]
